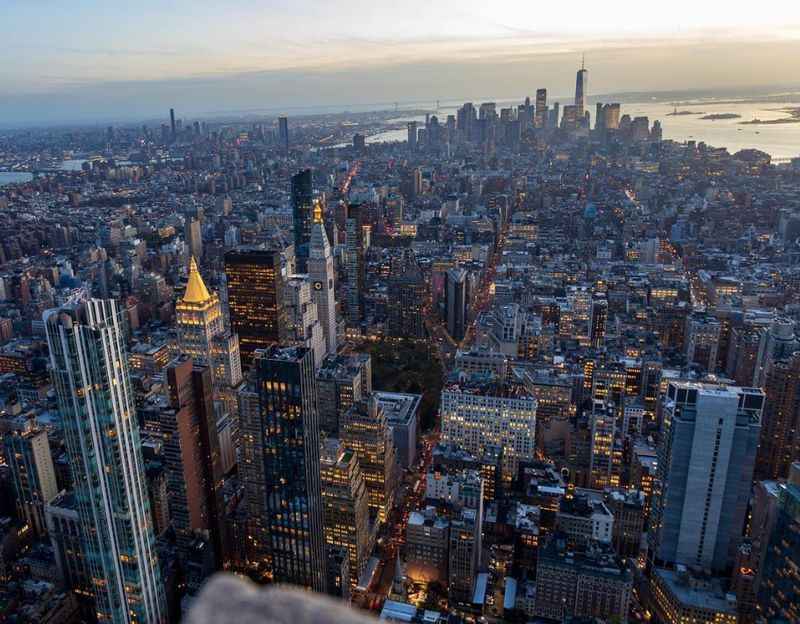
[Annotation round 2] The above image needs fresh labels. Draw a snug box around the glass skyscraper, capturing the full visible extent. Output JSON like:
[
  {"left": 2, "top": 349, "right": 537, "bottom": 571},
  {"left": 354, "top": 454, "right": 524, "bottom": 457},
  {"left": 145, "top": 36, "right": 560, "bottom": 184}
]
[
  {"left": 240, "top": 346, "right": 326, "bottom": 591},
  {"left": 291, "top": 168, "right": 313, "bottom": 273},
  {"left": 45, "top": 299, "right": 166, "bottom": 624}
]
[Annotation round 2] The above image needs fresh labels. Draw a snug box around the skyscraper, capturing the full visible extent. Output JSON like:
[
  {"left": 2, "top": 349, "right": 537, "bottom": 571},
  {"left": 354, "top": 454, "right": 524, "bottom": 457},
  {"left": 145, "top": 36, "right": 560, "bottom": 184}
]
[
  {"left": 284, "top": 274, "right": 326, "bottom": 369},
  {"left": 319, "top": 438, "right": 371, "bottom": 588},
  {"left": 170, "top": 107, "right": 176, "bottom": 140},
  {"left": 162, "top": 357, "right": 225, "bottom": 566},
  {"left": 590, "top": 297, "right": 608, "bottom": 348},
  {"left": 756, "top": 463, "right": 800, "bottom": 621},
  {"left": 3, "top": 420, "right": 58, "bottom": 536},
  {"left": 185, "top": 218, "right": 203, "bottom": 260},
  {"left": 387, "top": 256, "right": 426, "bottom": 340},
  {"left": 278, "top": 116, "right": 289, "bottom": 153},
  {"left": 344, "top": 202, "right": 367, "bottom": 326},
  {"left": 407, "top": 121, "right": 417, "bottom": 152},
  {"left": 239, "top": 346, "right": 326, "bottom": 591},
  {"left": 308, "top": 200, "right": 338, "bottom": 357},
  {"left": 575, "top": 56, "right": 588, "bottom": 117},
  {"left": 445, "top": 267, "right": 468, "bottom": 342},
  {"left": 651, "top": 381, "right": 764, "bottom": 572},
  {"left": 340, "top": 397, "right": 398, "bottom": 525},
  {"left": 757, "top": 352, "right": 800, "bottom": 479},
  {"left": 44, "top": 299, "right": 166, "bottom": 623},
  {"left": 535, "top": 88, "right": 547, "bottom": 128},
  {"left": 291, "top": 169, "right": 314, "bottom": 272},
  {"left": 177, "top": 257, "right": 242, "bottom": 390},
  {"left": 224, "top": 248, "right": 286, "bottom": 367}
]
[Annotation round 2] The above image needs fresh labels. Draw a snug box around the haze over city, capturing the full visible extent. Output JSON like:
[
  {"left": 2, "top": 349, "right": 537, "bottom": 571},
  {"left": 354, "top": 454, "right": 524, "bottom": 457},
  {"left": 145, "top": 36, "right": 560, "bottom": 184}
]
[{"left": 3, "top": 0, "right": 800, "bottom": 124}]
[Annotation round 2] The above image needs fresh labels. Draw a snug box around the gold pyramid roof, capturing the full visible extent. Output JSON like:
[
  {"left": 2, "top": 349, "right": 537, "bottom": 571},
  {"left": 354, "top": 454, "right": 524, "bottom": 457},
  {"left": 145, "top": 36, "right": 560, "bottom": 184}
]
[{"left": 182, "top": 257, "right": 212, "bottom": 304}]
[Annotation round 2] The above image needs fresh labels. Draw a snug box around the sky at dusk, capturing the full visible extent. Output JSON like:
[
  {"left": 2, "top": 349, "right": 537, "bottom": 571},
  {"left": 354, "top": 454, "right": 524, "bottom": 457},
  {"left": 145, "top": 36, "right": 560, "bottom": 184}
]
[{"left": 3, "top": 0, "right": 800, "bottom": 126}]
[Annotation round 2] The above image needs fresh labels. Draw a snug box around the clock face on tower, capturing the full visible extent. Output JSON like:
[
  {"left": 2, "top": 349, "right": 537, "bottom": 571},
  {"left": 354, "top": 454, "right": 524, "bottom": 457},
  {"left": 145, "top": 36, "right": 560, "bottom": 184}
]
[{"left": 313, "top": 281, "right": 323, "bottom": 291}]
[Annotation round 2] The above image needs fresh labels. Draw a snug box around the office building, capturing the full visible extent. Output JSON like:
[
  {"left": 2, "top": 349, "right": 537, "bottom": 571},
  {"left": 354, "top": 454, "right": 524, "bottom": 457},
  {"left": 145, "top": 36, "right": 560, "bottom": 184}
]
[
  {"left": 3, "top": 420, "right": 58, "bottom": 536},
  {"left": 162, "top": 357, "right": 225, "bottom": 566},
  {"left": 650, "top": 566, "right": 738, "bottom": 624},
  {"left": 340, "top": 397, "right": 398, "bottom": 525},
  {"left": 589, "top": 297, "right": 608, "bottom": 348},
  {"left": 284, "top": 275, "right": 326, "bottom": 369},
  {"left": 448, "top": 507, "right": 482, "bottom": 604},
  {"left": 320, "top": 439, "right": 371, "bottom": 588},
  {"left": 376, "top": 391, "right": 420, "bottom": 469},
  {"left": 185, "top": 218, "right": 203, "bottom": 260},
  {"left": 176, "top": 257, "right": 242, "bottom": 389},
  {"left": 589, "top": 400, "right": 616, "bottom": 489},
  {"left": 651, "top": 381, "right": 764, "bottom": 572},
  {"left": 757, "top": 352, "right": 800, "bottom": 479},
  {"left": 575, "top": 60, "right": 588, "bottom": 116},
  {"left": 440, "top": 375, "right": 537, "bottom": 480},
  {"left": 44, "top": 299, "right": 166, "bottom": 623},
  {"left": 278, "top": 116, "right": 289, "bottom": 153},
  {"left": 291, "top": 169, "right": 314, "bottom": 272},
  {"left": 444, "top": 267, "right": 468, "bottom": 342},
  {"left": 45, "top": 491, "right": 91, "bottom": 601},
  {"left": 535, "top": 88, "right": 547, "bottom": 128},
  {"left": 316, "top": 353, "right": 370, "bottom": 437},
  {"left": 387, "top": 258, "right": 426, "bottom": 340},
  {"left": 405, "top": 507, "right": 450, "bottom": 583},
  {"left": 224, "top": 248, "right": 286, "bottom": 367},
  {"left": 534, "top": 538, "right": 632, "bottom": 622},
  {"left": 308, "top": 200, "right": 338, "bottom": 356},
  {"left": 238, "top": 346, "right": 326, "bottom": 590},
  {"left": 756, "top": 463, "right": 800, "bottom": 621},
  {"left": 407, "top": 121, "right": 417, "bottom": 152},
  {"left": 555, "top": 493, "right": 614, "bottom": 547},
  {"left": 344, "top": 202, "right": 367, "bottom": 325},
  {"left": 685, "top": 313, "right": 721, "bottom": 371}
]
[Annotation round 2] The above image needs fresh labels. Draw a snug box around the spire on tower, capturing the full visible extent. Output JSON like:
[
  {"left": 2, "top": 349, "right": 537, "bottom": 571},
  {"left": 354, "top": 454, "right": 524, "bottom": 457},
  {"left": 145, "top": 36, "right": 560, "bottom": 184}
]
[
  {"left": 582, "top": 53, "right": 585, "bottom": 70},
  {"left": 312, "top": 198, "right": 323, "bottom": 224},
  {"left": 182, "top": 256, "right": 212, "bottom": 304}
]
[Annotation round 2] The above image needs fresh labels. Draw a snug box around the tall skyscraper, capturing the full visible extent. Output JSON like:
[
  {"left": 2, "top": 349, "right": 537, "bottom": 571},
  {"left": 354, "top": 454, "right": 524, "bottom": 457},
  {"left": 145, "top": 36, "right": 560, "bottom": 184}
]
[
  {"left": 284, "top": 275, "right": 326, "bottom": 369},
  {"left": 239, "top": 346, "right": 326, "bottom": 591},
  {"left": 185, "top": 217, "right": 203, "bottom": 260},
  {"left": 224, "top": 248, "right": 286, "bottom": 367},
  {"left": 319, "top": 438, "right": 371, "bottom": 588},
  {"left": 757, "top": 352, "right": 800, "bottom": 479},
  {"left": 575, "top": 57, "right": 588, "bottom": 117},
  {"left": 291, "top": 169, "right": 314, "bottom": 272},
  {"left": 535, "top": 88, "right": 547, "bottom": 128},
  {"left": 445, "top": 267, "right": 468, "bottom": 342},
  {"left": 44, "top": 299, "right": 166, "bottom": 623},
  {"left": 177, "top": 257, "right": 242, "bottom": 390},
  {"left": 387, "top": 256, "right": 426, "bottom": 339},
  {"left": 651, "top": 381, "right": 764, "bottom": 572},
  {"left": 590, "top": 297, "right": 608, "bottom": 348},
  {"left": 3, "top": 420, "right": 58, "bottom": 536},
  {"left": 278, "top": 116, "right": 289, "bottom": 153},
  {"left": 308, "top": 200, "right": 338, "bottom": 357},
  {"left": 344, "top": 202, "right": 367, "bottom": 326},
  {"left": 407, "top": 121, "right": 417, "bottom": 152},
  {"left": 340, "top": 397, "right": 398, "bottom": 525},
  {"left": 170, "top": 107, "right": 176, "bottom": 140},
  {"left": 756, "top": 462, "right": 800, "bottom": 621},
  {"left": 162, "top": 357, "right": 225, "bottom": 566}
]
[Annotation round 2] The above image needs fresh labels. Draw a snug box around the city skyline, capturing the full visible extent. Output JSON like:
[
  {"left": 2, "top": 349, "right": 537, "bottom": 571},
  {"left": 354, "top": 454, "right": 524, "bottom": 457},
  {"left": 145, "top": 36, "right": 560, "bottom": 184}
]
[{"left": 3, "top": 1, "right": 800, "bottom": 125}]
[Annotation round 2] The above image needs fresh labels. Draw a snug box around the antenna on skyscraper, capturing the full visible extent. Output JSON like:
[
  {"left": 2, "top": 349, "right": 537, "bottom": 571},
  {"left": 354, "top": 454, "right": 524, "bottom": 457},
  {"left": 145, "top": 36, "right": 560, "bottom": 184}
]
[{"left": 581, "top": 52, "right": 585, "bottom": 70}]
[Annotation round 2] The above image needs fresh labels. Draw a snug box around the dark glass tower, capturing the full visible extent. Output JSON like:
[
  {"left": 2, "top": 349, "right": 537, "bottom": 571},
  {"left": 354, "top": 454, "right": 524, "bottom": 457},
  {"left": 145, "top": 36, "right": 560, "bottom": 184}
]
[
  {"left": 224, "top": 248, "right": 285, "bottom": 368},
  {"left": 244, "top": 346, "right": 326, "bottom": 591},
  {"left": 291, "top": 169, "right": 314, "bottom": 272}
]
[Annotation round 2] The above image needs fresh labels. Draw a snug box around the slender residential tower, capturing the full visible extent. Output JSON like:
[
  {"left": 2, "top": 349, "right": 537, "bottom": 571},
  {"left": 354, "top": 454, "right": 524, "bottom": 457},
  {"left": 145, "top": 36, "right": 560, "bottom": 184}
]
[
  {"left": 308, "top": 200, "right": 338, "bottom": 356},
  {"left": 45, "top": 299, "right": 166, "bottom": 624}
]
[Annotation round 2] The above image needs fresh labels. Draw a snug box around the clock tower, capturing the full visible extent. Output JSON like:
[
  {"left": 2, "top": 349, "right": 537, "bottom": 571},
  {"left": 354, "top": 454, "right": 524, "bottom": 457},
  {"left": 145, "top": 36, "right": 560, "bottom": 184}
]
[{"left": 308, "top": 200, "right": 338, "bottom": 356}]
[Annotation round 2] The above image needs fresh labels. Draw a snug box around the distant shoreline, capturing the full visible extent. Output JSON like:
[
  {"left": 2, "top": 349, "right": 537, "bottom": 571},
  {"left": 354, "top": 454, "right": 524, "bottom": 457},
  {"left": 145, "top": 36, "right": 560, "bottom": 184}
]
[
  {"left": 700, "top": 113, "right": 742, "bottom": 120},
  {"left": 739, "top": 107, "right": 800, "bottom": 125}
]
